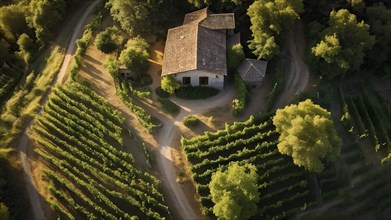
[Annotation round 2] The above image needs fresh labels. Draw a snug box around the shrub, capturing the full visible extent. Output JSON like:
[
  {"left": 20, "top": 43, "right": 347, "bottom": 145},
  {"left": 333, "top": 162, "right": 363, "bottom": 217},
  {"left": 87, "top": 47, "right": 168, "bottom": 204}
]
[
  {"left": 158, "top": 98, "right": 180, "bottom": 116},
  {"left": 232, "top": 73, "right": 247, "bottom": 116},
  {"left": 266, "top": 57, "right": 285, "bottom": 111},
  {"left": 161, "top": 76, "right": 180, "bottom": 94},
  {"left": 183, "top": 115, "right": 200, "bottom": 128},
  {"left": 155, "top": 87, "right": 170, "bottom": 98},
  {"left": 94, "top": 26, "right": 120, "bottom": 54},
  {"left": 175, "top": 86, "right": 219, "bottom": 100},
  {"left": 227, "top": 44, "right": 245, "bottom": 69},
  {"left": 140, "top": 74, "right": 152, "bottom": 86}
]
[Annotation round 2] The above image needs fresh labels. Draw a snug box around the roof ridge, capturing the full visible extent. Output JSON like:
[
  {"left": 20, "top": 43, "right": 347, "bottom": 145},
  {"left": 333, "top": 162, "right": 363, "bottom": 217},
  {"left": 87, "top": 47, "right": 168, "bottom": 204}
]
[
  {"left": 195, "top": 25, "right": 199, "bottom": 69},
  {"left": 248, "top": 59, "right": 261, "bottom": 74}
]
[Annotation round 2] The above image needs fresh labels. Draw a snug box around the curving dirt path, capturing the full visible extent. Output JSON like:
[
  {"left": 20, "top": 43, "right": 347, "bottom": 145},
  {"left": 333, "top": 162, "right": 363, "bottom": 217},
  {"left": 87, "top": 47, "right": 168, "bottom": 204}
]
[
  {"left": 157, "top": 86, "right": 235, "bottom": 219},
  {"left": 274, "top": 21, "right": 310, "bottom": 109},
  {"left": 17, "top": 1, "right": 100, "bottom": 219}
]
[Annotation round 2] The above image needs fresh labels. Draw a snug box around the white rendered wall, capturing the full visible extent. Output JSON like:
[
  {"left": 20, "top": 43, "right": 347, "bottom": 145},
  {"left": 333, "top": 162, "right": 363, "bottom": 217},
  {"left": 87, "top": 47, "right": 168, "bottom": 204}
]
[{"left": 172, "top": 70, "right": 224, "bottom": 90}]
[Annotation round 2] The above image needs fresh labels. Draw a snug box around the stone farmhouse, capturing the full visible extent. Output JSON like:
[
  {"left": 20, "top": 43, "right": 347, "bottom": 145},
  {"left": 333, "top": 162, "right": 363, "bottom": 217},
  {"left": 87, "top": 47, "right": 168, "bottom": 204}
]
[{"left": 161, "top": 8, "right": 235, "bottom": 90}]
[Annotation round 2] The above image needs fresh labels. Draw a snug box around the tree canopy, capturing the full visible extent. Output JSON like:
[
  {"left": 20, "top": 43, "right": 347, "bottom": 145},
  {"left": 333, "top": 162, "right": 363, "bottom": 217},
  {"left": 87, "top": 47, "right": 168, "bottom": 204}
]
[
  {"left": 94, "top": 26, "right": 120, "bottom": 54},
  {"left": 209, "top": 162, "right": 260, "bottom": 220},
  {"left": 247, "top": 0, "right": 303, "bottom": 60},
  {"left": 119, "top": 37, "right": 149, "bottom": 79},
  {"left": 103, "top": 56, "right": 120, "bottom": 79},
  {"left": 106, "top": 0, "right": 173, "bottom": 36},
  {"left": 272, "top": 99, "right": 342, "bottom": 173},
  {"left": 26, "top": 0, "right": 67, "bottom": 44},
  {"left": 16, "top": 33, "right": 35, "bottom": 64},
  {"left": 311, "top": 9, "right": 375, "bottom": 79},
  {"left": 0, "top": 4, "right": 29, "bottom": 42}
]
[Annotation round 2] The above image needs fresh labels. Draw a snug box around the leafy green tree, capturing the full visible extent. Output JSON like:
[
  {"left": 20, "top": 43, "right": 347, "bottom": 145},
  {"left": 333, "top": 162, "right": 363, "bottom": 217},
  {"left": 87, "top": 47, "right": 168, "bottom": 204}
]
[
  {"left": 17, "top": 33, "right": 35, "bottom": 63},
  {"left": 94, "top": 26, "right": 120, "bottom": 54},
  {"left": 272, "top": 99, "right": 342, "bottom": 173},
  {"left": 248, "top": 0, "right": 303, "bottom": 60},
  {"left": 311, "top": 9, "right": 375, "bottom": 79},
  {"left": 106, "top": 0, "right": 173, "bottom": 36},
  {"left": 103, "top": 56, "right": 120, "bottom": 79},
  {"left": 209, "top": 162, "right": 260, "bottom": 220},
  {"left": 0, "top": 4, "right": 29, "bottom": 42},
  {"left": 17, "top": 34, "right": 34, "bottom": 53},
  {"left": 161, "top": 76, "right": 180, "bottom": 94},
  {"left": 26, "top": 0, "right": 67, "bottom": 44},
  {"left": 227, "top": 44, "right": 244, "bottom": 69},
  {"left": 119, "top": 37, "right": 149, "bottom": 79}
]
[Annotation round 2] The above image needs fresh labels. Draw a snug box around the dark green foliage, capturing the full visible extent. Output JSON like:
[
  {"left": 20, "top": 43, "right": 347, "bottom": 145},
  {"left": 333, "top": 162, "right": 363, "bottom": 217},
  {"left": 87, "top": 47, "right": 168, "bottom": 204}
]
[
  {"left": 0, "top": 148, "right": 30, "bottom": 220},
  {"left": 183, "top": 115, "right": 200, "bottom": 128},
  {"left": 364, "top": 3, "right": 391, "bottom": 75},
  {"left": 227, "top": 44, "right": 245, "bottom": 70},
  {"left": 187, "top": 0, "right": 245, "bottom": 11},
  {"left": 265, "top": 57, "right": 285, "bottom": 111},
  {"left": 0, "top": 40, "right": 11, "bottom": 66},
  {"left": 248, "top": 0, "right": 304, "bottom": 60},
  {"left": 69, "top": 13, "right": 100, "bottom": 80},
  {"left": 155, "top": 87, "right": 170, "bottom": 98},
  {"left": 232, "top": 73, "right": 247, "bottom": 116},
  {"left": 0, "top": 4, "right": 29, "bottom": 42},
  {"left": 310, "top": 9, "right": 375, "bottom": 79},
  {"left": 140, "top": 74, "right": 152, "bottom": 86},
  {"left": 158, "top": 98, "right": 180, "bottom": 116},
  {"left": 26, "top": 0, "right": 67, "bottom": 44},
  {"left": 175, "top": 86, "right": 219, "bottom": 100},
  {"left": 0, "top": 67, "right": 22, "bottom": 106},
  {"left": 16, "top": 33, "right": 35, "bottom": 63},
  {"left": 103, "top": 56, "right": 119, "bottom": 78},
  {"left": 106, "top": 0, "right": 174, "bottom": 36},
  {"left": 94, "top": 26, "right": 120, "bottom": 54}
]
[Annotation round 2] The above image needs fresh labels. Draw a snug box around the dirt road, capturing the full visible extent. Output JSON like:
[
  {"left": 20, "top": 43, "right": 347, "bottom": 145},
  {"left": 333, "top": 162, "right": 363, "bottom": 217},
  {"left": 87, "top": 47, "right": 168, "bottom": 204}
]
[
  {"left": 18, "top": 1, "right": 100, "bottom": 219},
  {"left": 274, "top": 21, "right": 310, "bottom": 109},
  {"left": 156, "top": 86, "right": 235, "bottom": 219}
]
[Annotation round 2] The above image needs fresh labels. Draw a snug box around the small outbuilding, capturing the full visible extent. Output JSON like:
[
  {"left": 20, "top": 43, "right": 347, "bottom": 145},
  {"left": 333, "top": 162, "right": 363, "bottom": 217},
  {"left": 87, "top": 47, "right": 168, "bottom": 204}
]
[{"left": 237, "top": 58, "right": 268, "bottom": 86}]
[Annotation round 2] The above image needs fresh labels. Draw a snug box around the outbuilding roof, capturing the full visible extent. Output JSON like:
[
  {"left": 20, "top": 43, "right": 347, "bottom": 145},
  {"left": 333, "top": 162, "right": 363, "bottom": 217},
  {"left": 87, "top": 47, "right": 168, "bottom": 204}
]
[{"left": 237, "top": 59, "right": 268, "bottom": 83}]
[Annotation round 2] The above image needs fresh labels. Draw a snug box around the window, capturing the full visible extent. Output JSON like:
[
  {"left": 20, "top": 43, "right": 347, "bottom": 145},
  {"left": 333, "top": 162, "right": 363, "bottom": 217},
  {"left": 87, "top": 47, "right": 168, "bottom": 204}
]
[
  {"left": 199, "top": 77, "right": 209, "bottom": 85},
  {"left": 182, "top": 77, "right": 191, "bottom": 85}
]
